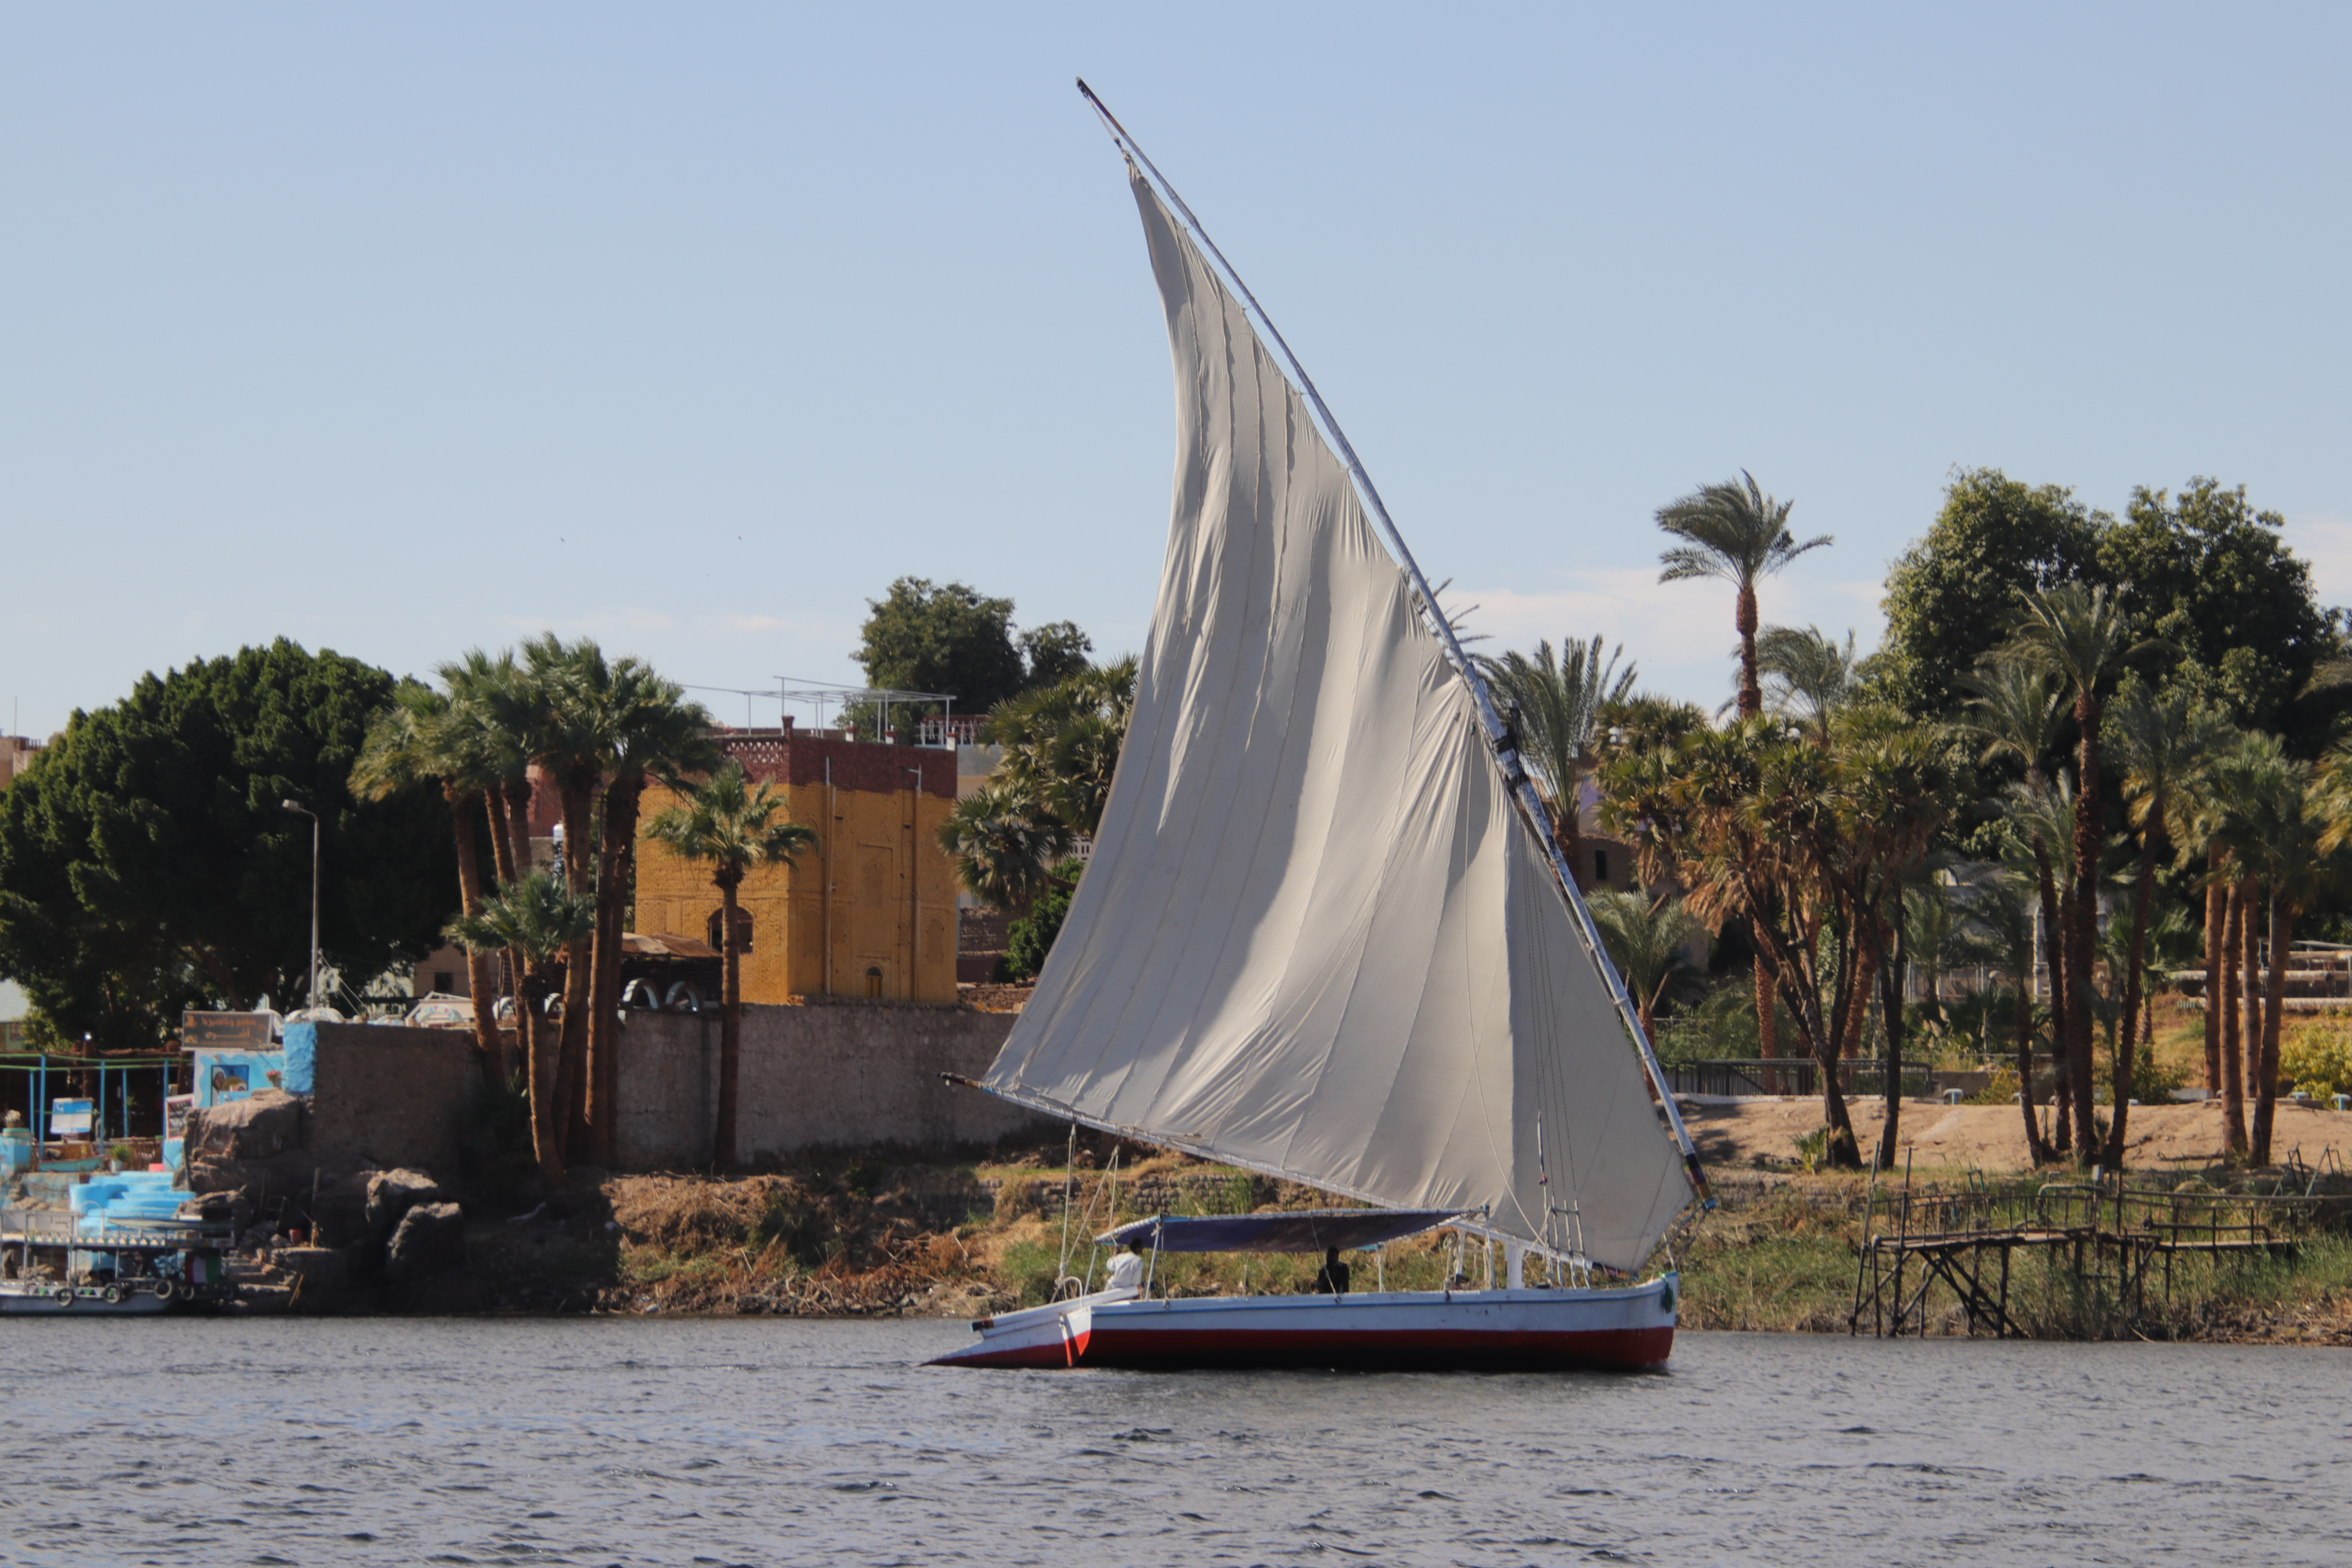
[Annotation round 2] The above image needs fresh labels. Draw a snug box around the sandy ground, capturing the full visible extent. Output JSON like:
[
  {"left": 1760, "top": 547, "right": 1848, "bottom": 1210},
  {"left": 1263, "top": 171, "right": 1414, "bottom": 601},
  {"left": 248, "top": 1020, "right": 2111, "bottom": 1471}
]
[{"left": 1682, "top": 1095, "right": 2352, "bottom": 1173}]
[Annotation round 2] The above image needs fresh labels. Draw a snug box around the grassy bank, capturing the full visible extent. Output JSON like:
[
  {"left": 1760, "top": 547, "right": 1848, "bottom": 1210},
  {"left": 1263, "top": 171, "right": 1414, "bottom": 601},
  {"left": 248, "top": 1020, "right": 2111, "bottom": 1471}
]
[{"left": 457, "top": 1146, "right": 2352, "bottom": 1345}]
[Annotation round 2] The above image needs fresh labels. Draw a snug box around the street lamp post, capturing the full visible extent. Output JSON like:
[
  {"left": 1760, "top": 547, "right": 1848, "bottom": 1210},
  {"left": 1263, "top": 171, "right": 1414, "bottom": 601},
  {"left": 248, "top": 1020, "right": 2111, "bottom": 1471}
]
[{"left": 281, "top": 800, "right": 320, "bottom": 1013}]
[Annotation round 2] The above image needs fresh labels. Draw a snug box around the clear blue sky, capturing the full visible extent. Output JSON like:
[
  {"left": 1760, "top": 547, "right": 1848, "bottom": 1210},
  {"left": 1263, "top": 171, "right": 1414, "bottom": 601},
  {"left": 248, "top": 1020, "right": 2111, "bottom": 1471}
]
[{"left": 5, "top": 4, "right": 2347, "bottom": 737}]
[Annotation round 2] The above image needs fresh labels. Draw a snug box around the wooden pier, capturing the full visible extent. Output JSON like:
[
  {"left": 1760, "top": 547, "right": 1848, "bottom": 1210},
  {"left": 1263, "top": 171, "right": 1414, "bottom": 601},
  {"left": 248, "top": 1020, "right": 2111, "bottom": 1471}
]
[{"left": 1848, "top": 1155, "right": 2331, "bottom": 1339}]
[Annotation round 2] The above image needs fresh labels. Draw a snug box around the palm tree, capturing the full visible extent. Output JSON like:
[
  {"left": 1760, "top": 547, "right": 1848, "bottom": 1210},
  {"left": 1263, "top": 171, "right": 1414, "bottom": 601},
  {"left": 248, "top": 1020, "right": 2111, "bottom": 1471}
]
[
  {"left": 1973, "top": 855, "right": 2053, "bottom": 1160},
  {"left": 644, "top": 762, "right": 818, "bottom": 1169},
  {"left": 1655, "top": 471, "right": 1831, "bottom": 720},
  {"left": 1587, "top": 887, "right": 1705, "bottom": 1038},
  {"left": 352, "top": 681, "right": 508, "bottom": 1081},
  {"left": 1479, "top": 636, "right": 1637, "bottom": 887},
  {"left": 441, "top": 650, "right": 537, "bottom": 884},
  {"left": 1756, "top": 625, "right": 1859, "bottom": 742},
  {"left": 2214, "top": 737, "right": 2332, "bottom": 1165},
  {"left": 509, "top": 635, "right": 626, "bottom": 1154},
  {"left": 2200, "top": 734, "right": 2281, "bottom": 1155},
  {"left": 1657, "top": 474, "right": 1829, "bottom": 1078},
  {"left": 1955, "top": 656, "right": 2066, "bottom": 1160},
  {"left": 2000, "top": 584, "right": 2137, "bottom": 1160},
  {"left": 936, "top": 779, "right": 1073, "bottom": 916},
  {"left": 984, "top": 658, "right": 1138, "bottom": 839},
  {"left": 445, "top": 872, "right": 595, "bottom": 1191},
  {"left": 584, "top": 666, "right": 717, "bottom": 1166},
  {"left": 2103, "top": 687, "right": 2216, "bottom": 1165},
  {"left": 2002, "top": 775, "right": 2077, "bottom": 1157}
]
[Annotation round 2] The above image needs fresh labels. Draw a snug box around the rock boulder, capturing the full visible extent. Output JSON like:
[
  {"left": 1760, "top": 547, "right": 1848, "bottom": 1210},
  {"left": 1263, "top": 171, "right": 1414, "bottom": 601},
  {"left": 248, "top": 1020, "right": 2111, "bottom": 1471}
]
[
  {"left": 364, "top": 1168, "right": 446, "bottom": 1240},
  {"left": 186, "top": 1090, "right": 304, "bottom": 1162},
  {"left": 384, "top": 1201, "right": 468, "bottom": 1282}
]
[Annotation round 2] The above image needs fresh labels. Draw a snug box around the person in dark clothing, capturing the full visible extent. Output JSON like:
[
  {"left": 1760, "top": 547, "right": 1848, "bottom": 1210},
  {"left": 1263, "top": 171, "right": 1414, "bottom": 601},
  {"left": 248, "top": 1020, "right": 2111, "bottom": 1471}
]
[{"left": 1311, "top": 1245, "right": 1351, "bottom": 1294}]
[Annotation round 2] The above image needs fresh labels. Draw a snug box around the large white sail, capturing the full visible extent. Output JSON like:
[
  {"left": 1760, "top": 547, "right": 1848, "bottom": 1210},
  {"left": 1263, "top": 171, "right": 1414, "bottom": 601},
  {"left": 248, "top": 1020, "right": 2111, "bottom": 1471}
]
[{"left": 979, "top": 168, "right": 1696, "bottom": 1272}]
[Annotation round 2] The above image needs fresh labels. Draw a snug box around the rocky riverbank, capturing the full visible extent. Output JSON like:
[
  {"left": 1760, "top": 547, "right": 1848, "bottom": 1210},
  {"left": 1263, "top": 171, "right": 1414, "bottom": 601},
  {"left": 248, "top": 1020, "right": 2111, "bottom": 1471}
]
[{"left": 166, "top": 1098, "right": 2352, "bottom": 1344}]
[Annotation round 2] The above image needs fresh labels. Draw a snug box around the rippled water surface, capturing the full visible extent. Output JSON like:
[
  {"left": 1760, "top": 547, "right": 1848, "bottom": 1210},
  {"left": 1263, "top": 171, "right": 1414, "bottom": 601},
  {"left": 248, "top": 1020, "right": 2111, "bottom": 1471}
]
[{"left": 4, "top": 1318, "right": 2346, "bottom": 1566}]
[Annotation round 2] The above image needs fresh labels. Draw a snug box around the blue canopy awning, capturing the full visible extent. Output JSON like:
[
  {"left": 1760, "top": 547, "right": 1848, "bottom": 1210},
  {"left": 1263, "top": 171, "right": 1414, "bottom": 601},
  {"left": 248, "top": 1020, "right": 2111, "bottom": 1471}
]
[{"left": 1096, "top": 1209, "right": 1469, "bottom": 1254}]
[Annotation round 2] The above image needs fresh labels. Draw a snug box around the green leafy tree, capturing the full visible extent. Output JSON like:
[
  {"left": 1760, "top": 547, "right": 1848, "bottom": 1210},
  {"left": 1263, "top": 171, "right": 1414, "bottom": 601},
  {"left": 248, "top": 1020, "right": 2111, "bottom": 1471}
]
[
  {"left": 1876, "top": 468, "right": 2108, "bottom": 722},
  {"left": 644, "top": 763, "right": 817, "bottom": 1170},
  {"left": 2099, "top": 479, "right": 2335, "bottom": 740},
  {"left": 1601, "top": 708, "right": 1947, "bottom": 1167},
  {"left": 0, "top": 640, "right": 454, "bottom": 1049},
  {"left": 1003, "top": 859, "right": 1086, "bottom": 983},
  {"left": 445, "top": 872, "right": 594, "bottom": 1191},
  {"left": 856, "top": 577, "right": 1028, "bottom": 717},
  {"left": 1018, "top": 621, "right": 1095, "bottom": 690}
]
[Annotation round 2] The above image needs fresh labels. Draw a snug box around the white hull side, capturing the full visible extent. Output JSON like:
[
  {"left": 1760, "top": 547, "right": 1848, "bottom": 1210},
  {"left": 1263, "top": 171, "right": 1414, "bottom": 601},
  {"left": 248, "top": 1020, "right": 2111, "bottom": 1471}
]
[{"left": 934, "top": 1276, "right": 1678, "bottom": 1372}]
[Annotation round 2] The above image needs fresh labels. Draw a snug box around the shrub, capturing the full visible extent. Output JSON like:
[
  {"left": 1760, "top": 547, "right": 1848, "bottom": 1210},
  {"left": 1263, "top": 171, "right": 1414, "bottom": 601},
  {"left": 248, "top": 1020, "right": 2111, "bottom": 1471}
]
[
  {"left": 1004, "top": 889, "right": 1072, "bottom": 982},
  {"left": 2281, "top": 1026, "right": 2352, "bottom": 1100},
  {"left": 1964, "top": 1067, "right": 2020, "bottom": 1106}
]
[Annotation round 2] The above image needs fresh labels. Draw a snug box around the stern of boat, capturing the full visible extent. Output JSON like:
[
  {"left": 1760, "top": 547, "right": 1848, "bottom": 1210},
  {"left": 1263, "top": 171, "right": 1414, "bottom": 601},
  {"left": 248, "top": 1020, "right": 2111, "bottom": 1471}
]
[{"left": 927, "top": 1287, "right": 1135, "bottom": 1369}]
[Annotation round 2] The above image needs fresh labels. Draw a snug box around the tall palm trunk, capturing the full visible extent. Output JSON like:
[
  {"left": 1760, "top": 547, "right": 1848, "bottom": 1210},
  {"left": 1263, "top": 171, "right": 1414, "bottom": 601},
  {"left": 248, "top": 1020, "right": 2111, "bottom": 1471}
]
[
  {"left": 587, "top": 777, "right": 646, "bottom": 1166},
  {"left": 2202, "top": 868, "right": 2225, "bottom": 1097},
  {"left": 518, "top": 964, "right": 567, "bottom": 1190},
  {"left": 505, "top": 778, "right": 537, "bottom": 880},
  {"left": 2013, "top": 956, "right": 2049, "bottom": 1164},
  {"left": 2065, "top": 696, "right": 2102, "bottom": 1159},
  {"left": 1753, "top": 947, "right": 1778, "bottom": 1093},
  {"left": 2251, "top": 895, "right": 2292, "bottom": 1167},
  {"left": 1735, "top": 582, "right": 1762, "bottom": 720},
  {"left": 2220, "top": 884, "right": 2248, "bottom": 1153},
  {"left": 2241, "top": 882, "right": 2265, "bottom": 1154},
  {"left": 2103, "top": 832, "right": 2159, "bottom": 1167},
  {"left": 484, "top": 791, "right": 526, "bottom": 1057},
  {"left": 1873, "top": 908, "right": 1909, "bottom": 1172},
  {"left": 1840, "top": 940, "right": 1877, "bottom": 1062},
  {"left": 554, "top": 771, "right": 599, "bottom": 1157},
  {"left": 448, "top": 788, "right": 506, "bottom": 1084},
  {"left": 713, "top": 868, "right": 746, "bottom": 1169},
  {"left": 2029, "top": 841, "right": 2069, "bottom": 1156},
  {"left": 2051, "top": 878, "right": 2077, "bottom": 1155},
  {"left": 1553, "top": 799, "right": 1586, "bottom": 893}
]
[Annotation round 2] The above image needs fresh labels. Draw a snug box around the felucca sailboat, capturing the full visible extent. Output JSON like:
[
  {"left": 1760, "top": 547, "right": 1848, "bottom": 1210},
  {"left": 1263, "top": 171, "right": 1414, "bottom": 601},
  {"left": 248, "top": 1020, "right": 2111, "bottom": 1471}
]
[{"left": 935, "top": 84, "right": 1708, "bottom": 1373}]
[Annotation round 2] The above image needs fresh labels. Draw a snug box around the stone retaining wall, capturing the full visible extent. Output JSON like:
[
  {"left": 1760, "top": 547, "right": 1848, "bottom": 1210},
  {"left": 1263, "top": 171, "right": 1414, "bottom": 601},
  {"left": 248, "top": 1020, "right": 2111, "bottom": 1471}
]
[{"left": 610, "top": 1002, "right": 1050, "bottom": 1169}]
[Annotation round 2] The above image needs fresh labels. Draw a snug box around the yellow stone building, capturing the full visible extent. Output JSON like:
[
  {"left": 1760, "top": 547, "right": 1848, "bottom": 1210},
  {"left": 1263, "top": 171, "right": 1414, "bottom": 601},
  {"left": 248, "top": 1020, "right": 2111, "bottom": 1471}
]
[{"left": 632, "top": 729, "right": 960, "bottom": 1005}]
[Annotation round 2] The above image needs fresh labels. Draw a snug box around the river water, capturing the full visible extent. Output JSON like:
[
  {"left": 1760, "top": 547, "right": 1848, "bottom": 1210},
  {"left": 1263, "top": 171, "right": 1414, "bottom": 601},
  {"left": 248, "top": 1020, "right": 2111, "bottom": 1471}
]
[{"left": 4, "top": 1319, "right": 2344, "bottom": 1566}]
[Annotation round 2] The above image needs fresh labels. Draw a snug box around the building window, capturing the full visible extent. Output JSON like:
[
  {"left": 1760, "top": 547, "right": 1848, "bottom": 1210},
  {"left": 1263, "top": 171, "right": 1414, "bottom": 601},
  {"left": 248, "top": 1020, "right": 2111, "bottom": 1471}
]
[
  {"left": 865, "top": 965, "right": 884, "bottom": 1000},
  {"left": 432, "top": 970, "right": 454, "bottom": 995},
  {"left": 708, "top": 907, "right": 753, "bottom": 952},
  {"left": 1593, "top": 848, "right": 1610, "bottom": 885}
]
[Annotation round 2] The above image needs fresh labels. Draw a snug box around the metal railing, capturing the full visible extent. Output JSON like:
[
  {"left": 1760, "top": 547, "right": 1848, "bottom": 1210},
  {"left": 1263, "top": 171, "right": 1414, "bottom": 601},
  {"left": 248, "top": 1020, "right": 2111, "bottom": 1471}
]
[{"left": 1663, "top": 1058, "right": 1940, "bottom": 1098}]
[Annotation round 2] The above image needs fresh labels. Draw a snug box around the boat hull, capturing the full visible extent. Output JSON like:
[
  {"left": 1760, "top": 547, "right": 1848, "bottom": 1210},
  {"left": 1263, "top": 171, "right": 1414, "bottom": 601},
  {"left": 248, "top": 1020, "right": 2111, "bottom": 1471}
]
[
  {"left": 0, "top": 1282, "right": 174, "bottom": 1315},
  {"left": 934, "top": 1276, "right": 1677, "bottom": 1372}
]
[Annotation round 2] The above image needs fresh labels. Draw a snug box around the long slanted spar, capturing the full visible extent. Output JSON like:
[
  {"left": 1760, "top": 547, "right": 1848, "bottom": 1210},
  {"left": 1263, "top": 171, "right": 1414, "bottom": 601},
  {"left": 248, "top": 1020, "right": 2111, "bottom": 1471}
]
[{"left": 968, "top": 84, "right": 1704, "bottom": 1278}]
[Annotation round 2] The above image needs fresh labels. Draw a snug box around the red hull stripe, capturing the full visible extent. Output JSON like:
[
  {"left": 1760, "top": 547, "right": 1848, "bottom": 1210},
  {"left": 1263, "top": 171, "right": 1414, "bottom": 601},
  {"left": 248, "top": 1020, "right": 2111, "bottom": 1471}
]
[{"left": 929, "top": 1327, "right": 1093, "bottom": 1368}]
